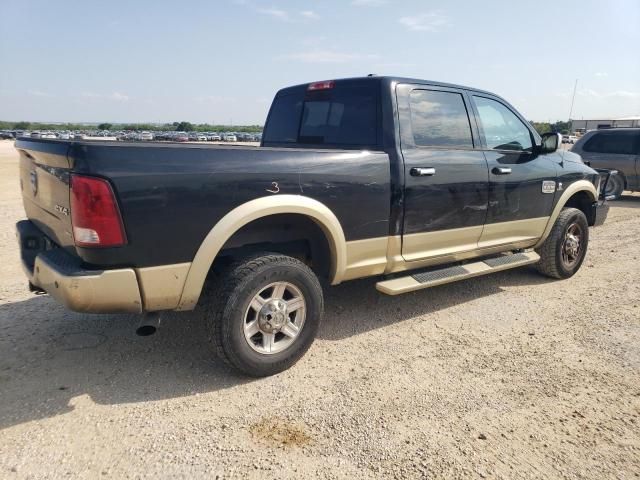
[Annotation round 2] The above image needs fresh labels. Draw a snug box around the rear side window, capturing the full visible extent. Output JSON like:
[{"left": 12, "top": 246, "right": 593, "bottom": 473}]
[
  {"left": 409, "top": 90, "right": 473, "bottom": 148},
  {"left": 473, "top": 96, "right": 533, "bottom": 151},
  {"left": 583, "top": 132, "right": 637, "bottom": 155},
  {"left": 263, "top": 84, "right": 378, "bottom": 148}
]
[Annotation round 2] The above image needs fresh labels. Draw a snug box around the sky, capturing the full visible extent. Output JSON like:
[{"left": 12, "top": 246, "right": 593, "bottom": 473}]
[{"left": 1, "top": 0, "right": 639, "bottom": 125}]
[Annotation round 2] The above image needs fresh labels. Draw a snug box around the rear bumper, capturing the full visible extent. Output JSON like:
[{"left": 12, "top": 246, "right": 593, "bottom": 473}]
[
  {"left": 591, "top": 201, "right": 609, "bottom": 227},
  {"left": 16, "top": 220, "right": 142, "bottom": 313}
]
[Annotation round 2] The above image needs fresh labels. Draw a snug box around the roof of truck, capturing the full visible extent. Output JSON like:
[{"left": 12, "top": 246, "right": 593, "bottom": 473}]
[{"left": 279, "top": 75, "right": 497, "bottom": 97}]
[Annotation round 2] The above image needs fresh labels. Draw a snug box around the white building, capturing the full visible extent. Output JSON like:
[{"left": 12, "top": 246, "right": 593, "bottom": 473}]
[{"left": 571, "top": 116, "right": 640, "bottom": 133}]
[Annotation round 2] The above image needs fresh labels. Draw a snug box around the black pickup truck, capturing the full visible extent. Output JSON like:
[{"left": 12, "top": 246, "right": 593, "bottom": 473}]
[{"left": 16, "top": 76, "right": 610, "bottom": 376}]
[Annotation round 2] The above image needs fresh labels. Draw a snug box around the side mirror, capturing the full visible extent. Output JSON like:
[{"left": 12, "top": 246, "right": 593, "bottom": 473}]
[{"left": 540, "top": 132, "right": 562, "bottom": 153}]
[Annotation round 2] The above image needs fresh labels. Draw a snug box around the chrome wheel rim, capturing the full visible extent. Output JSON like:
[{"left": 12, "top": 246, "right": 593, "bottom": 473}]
[
  {"left": 243, "top": 282, "right": 306, "bottom": 355},
  {"left": 561, "top": 222, "right": 584, "bottom": 268}
]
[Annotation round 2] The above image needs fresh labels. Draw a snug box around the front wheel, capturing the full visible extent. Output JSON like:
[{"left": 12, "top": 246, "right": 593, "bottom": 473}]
[
  {"left": 535, "top": 207, "right": 589, "bottom": 279},
  {"left": 202, "top": 253, "right": 323, "bottom": 377},
  {"left": 603, "top": 174, "right": 624, "bottom": 200}
]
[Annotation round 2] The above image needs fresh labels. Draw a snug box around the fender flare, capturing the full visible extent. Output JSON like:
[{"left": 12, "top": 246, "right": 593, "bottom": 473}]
[
  {"left": 176, "top": 195, "right": 347, "bottom": 310},
  {"left": 534, "top": 179, "right": 597, "bottom": 248}
]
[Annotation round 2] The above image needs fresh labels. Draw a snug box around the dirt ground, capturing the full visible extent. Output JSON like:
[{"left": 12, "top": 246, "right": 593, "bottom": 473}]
[{"left": 0, "top": 139, "right": 638, "bottom": 479}]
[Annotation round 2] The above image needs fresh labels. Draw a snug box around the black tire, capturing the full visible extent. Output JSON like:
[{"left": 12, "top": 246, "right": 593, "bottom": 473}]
[
  {"left": 202, "top": 253, "right": 323, "bottom": 377},
  {"left": 603, "top": 174, "right": 624, "bottom": 200},
  {"left": 535, "top": 207, "right": 589, "bottom": 279}
]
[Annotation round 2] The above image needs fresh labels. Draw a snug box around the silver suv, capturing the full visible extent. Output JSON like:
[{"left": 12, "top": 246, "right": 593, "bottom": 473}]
[{"left": 572, "top": 128, "right": 639, "bottom": 199}]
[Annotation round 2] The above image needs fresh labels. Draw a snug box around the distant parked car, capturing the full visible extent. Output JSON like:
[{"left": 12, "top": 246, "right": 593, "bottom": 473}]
[
  {"left": 152, "top": 132, "right": 169, "bottom": 141},
  {"left": 572, "top": 128, "right": 640, "bottom": 199},
  {"left": 138, "top": 131, "right": 154, "bottom": 141},
  {"left": 224, "top": 133, "right": 237, "bottom": 142},
  {"left": 175, "top": 132, "right": 189, "bottom": 142},
  {"left": 197, "top": 134, "right": 207, "bottom": 141}
]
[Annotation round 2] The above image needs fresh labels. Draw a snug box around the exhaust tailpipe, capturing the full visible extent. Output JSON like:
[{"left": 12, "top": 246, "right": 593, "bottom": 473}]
[{"left": 136, "top": 312, "right": 161, "bottom": 336}]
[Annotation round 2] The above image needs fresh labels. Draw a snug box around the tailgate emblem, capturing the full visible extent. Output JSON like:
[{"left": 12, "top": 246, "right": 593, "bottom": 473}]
[
  {"left": 55, "top": 204, "right": 70, "bottom": 216},
  {"left": 542, "top": 180, "right": 556, "bottom": 194},
  {"left": 30, "top": 170, "right": 38, "bottom": 195}
]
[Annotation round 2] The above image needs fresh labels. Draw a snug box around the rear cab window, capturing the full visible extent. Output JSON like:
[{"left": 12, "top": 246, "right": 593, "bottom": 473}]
[
  {"left": 262, "top": 79, "right": 380, "bottom": 149},
  {"left": 408, "top": 89, "right": 474, "bottom": 148}
]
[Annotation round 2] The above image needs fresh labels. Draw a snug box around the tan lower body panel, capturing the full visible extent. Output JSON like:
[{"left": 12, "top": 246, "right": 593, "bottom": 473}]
[
  {"left": 386, "top": 237, "right": 539, "bottom": 275},
  {"left": 342, "top": 237, "right": 389, "bottom": 281},
  {"left": 478, "top": 217, "right": 548, "bottom": 249},
  {"left": 136, "top": 263, "right": 191, "bottom": 311},
  {"left": 342, "top": 218, "right": 547, "bottom": 282},
  {"left": 376, "top": 251, "right": 540, "bottom": 295},
  {"left": 401, "top": 225, "right": 484, "bottom": 262}
]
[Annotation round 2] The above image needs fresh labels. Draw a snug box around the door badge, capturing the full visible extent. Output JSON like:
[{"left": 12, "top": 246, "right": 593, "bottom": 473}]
[{"left": 542, "top": 181, "right": 556, "bottom": 194}]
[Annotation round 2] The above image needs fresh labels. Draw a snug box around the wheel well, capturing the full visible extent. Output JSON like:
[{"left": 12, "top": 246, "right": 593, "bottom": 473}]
[
  {"left": 215, "top": 213, "right": 332, "bottom": 279},
  {"left": 563, "top": 190, "right": 595, "bottom": 225}
]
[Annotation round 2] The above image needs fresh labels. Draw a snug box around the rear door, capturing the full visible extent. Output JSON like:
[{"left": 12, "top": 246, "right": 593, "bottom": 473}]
[
  {"left": 469, "top": 95, "right": 557, "bottom": 248},
  {"left": 397, "top": 84, "right": 489, "bottom": 261}
]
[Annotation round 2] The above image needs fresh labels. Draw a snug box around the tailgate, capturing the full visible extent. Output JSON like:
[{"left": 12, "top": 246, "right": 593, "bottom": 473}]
[{"left": 15, "top": 139, "right": 75, "bottom": 250}]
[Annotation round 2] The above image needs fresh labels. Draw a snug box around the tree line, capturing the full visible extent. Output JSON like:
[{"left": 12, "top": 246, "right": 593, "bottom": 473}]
[
  {"left": 1, "top": 120, "right": 572, "bottom": 135},
  {"left": 0, "top": 120, "right": 263, "bottom": 133},
  {"left": 529, "top": 121, "right": 571, "bottom": 135}
]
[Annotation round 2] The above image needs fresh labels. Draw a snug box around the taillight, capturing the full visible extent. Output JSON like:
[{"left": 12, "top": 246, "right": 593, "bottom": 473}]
[
  {"left": 307, "top": 80, "right": 335, "bottom": 91},
  {"left": 70, "top": 174, "right": 127, "bottom": 247}
]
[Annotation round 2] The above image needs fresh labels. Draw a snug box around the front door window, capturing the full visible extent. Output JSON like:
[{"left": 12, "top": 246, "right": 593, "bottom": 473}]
[{"left": 473, "top": 96, "right": 533, "bottom": 152}]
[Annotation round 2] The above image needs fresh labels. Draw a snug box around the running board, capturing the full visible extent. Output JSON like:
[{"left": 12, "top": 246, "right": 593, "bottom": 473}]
[{"left": 376, "top": 251, "right": 540, "bottom": 295}]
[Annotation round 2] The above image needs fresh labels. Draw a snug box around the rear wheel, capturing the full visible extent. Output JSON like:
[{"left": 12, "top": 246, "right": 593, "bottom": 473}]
[
  {"left": 535, "top": 208, "right": 589, "bottom": 279},
  {"left": 202, "top": 253, "right": 323, "bottom": 377}
]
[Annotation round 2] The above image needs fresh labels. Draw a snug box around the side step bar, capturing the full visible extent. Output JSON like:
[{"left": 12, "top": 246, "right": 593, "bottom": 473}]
[{"left": 376, "top": 251, "right": 540, "bottom": 295}]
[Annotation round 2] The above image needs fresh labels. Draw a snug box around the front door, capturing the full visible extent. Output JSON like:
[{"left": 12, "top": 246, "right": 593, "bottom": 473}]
[
  {"left": 397, "top": 85, "right": 489, "bottom": 261},
  {"left": 469, "top": 95, "right": 558, "bottom": 248}
]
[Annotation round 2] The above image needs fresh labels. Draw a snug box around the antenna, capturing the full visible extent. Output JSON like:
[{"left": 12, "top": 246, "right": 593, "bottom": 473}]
[{"left": 568, "top": 79, "right": 578, "bottom": 129}]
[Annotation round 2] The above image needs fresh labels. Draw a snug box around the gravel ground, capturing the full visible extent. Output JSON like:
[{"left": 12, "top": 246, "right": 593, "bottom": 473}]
[{"left": 0, "top": 139, "right": 638, "bottom": 479}]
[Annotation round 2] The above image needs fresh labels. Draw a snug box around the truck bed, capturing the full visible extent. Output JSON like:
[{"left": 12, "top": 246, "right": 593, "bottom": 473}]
[{"left": 15, "top": 138, "right": 391, "bottom": 268}]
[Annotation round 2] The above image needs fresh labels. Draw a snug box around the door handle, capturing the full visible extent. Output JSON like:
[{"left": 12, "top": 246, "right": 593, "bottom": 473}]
[
  {"left": 492, "top": 167, "right": 512, "bottom": 175},
  {"left": 410, "top": 167, "right": 436, "bottom": 177}
]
